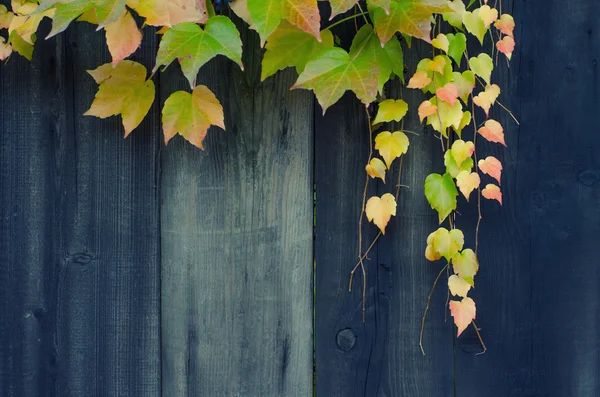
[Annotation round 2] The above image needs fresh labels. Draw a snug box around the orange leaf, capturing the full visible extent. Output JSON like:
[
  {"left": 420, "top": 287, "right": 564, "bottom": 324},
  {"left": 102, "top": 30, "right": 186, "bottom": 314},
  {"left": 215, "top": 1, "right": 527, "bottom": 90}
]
[
  {"left": 456, "top": 171, "right": 480, "bottom": 201},
  {"left": 495, "top": 14, "right": 515, "bottom": 37},
  {"left": 478, "top": 156, "right": 502, "bottom": 184},
  {"left": 407, "top": 70, "right": 431, "bottom": 89},
  {"left": 365, "top": 193, "right": 397, "bottom": 234},
  {"left": 418, "top": 100, "right": 437, "bottom": 123},
  {"left": 366, "top": 158, "right": 386, "bottom": 183},
  {"left": 496, "top": 36, "right": 515, "bottom": 60},
  {"left": 436, "top": 82, "right": 459, "bottom": 106},
  {"left": 449, "top": 297, "right": 476, "bottom": 336},
  {"left": 132, "top": 0, "right": 208, "bottom": 27},
  {"left": 482, "top": 183, "right": 502, "bottom": 205},
  {"left": 473, "top": 84, "right": 500, "bottom": 116},
  {"left": 478, "top": 119, "right": 505, "bottom": 146},
  {"left": 105, "top": 11, "right": 142, "bottom": 65}
]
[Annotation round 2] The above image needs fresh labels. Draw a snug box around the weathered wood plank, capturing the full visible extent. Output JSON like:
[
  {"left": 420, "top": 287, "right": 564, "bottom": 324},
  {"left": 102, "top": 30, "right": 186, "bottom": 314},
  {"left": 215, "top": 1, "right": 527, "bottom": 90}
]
[
  {"left": 456, "top": 0, "right": 600, "bottom": 395},
  {"left": 159, "top": 22, "right": 314, "bottom": 397},
  {"left": 0, "top": 19, "right": 161, "bottom": 396}
]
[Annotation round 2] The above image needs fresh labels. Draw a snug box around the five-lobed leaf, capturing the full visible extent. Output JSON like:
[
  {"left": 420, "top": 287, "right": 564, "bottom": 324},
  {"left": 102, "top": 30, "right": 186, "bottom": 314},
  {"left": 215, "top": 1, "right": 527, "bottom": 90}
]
[
  {"left": 424, "top": 172, "right": 458, "bottom": 223},
  {"left": 155, "top": 17, "right": 243, "bottom": 88},
  {"left": 162, "top": 85, "right": 225, "bottom": 149},
  {"left": 365, "top": 193, "right": 397, "bottom": 234},
  {"left": 375, "top": 130, "right": 409, "bottom": 169},
  {"left": 84, "top": 61, "right": 155, "bottom": 137},
  {"left": 449, "top": 297, "right": 476, "bottom": 336}
]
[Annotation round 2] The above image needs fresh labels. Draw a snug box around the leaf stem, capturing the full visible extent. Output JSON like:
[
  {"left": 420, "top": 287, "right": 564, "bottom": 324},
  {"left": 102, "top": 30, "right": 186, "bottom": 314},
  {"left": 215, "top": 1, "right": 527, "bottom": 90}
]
[
  {"left": 472, "top": 321, "right": 488, "bottom": 354},
  {"left": 324, "top": 11, "right": 369, "bottom": 31},
  {"left": 420, "top": 262, "right": 449, "bottom": 355}
]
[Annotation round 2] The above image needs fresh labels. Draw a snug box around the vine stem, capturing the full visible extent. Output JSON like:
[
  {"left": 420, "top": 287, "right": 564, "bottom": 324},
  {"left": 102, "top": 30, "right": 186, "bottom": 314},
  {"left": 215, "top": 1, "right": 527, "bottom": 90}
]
[
  {"left": 420, "top": 263, "right": 449, "bottom": 355},
  {"left": 472, "top": 321, "right": 488, "bottom": 354},
  {"left": 473, "top": 75, "right": 520, "bottom": 125},
  {"left": 324, "top": 11, "right": 369, "bottom": 31}
]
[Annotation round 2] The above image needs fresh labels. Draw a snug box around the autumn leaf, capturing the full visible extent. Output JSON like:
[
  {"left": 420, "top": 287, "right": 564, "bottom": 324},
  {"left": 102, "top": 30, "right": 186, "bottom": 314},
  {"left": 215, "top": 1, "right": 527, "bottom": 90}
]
[
  {"left": 369, "top": 0, "right": 450, "bottom": 45},
  {"left": 0, "top": 4, "right": 14, "bottom": 29},
  {"left": 442, "top": 0, "right": 465, "bottom": 30},
  {"left": 436, "top": 82, "right": 459, "bottom": 106},
  {"left": 229, "top": 0, "right": 252, "bottom": 24},
  {"left": 478, "top": 119, "right": 506, "bottom": 146},
  {"left": 425, "top": 97, "right": 464, "bottom": 135},
  {"left": 426, "top": 227, "right": 464, "bottom": 261},
  {"left": 469, "top": 53, "right": 493, "bottom": 85},
  {"left": 424, "top": 173, "right": 458, "bottom": 224},
  {"left": 154, "top": 17, "right": 243, "bottom": 88},
  {"left": 496, "top": 35, "right": 515, "bottom": 60},
  {"left": 449, "top": 297, "right": 476, "bottom": 336},
  {"left": 162, "top": 85, "right": 225, "bottom": 149},
  {"left": 495, "top": 13, "right": 515, "bottom": 37},
  {"left": 456, "top": 171, "right": 480, "bottom": 201},
  {"left": 448, "top": 274, "right": 471, "bottom": 298},
  {"left": 84, "top": 61, "right": 155, "bottom": 137},
  {"left": 7, "top": 30, "right": 33, "bottom": 60},
  {"left": 0, "top": 37, "right": 12, "bottom": 60},
  {"left": 407, "top": 70, "right": 431, "bottom": 89},
  {"left": 477, "top": 5, "right": 498, "bottom": 28},
  {"left": 368, "top": 0, "right": 391, "bottom": 13},
  {"left": 482, "top": 183, "right": 502, "bottom": 205},
  {"left": 452, "top": 70, "right": 475, "bottom": 104},
  {"left": 247, "top": 0, "right": 321, "bottom": 44},
  {"left": 105, "top": 11, "right": 142, "bottom": 65},
  {"left": 450, "top": 140, "right": 474, "bottom": 167},
  {"left": 261, "top": 21, "right": 333, "bottom": 81},
  {"left": 374, "top": 130, "right": 409, "bottom": 168},
  {"left": 373, "top": 99, "right": 409, "bottom": 125},
  {"left": 446, "top": 32, "right": 466, "bottom": 66},
  {"left": 329, "top": 0, "right": 360, "bottom": 18},
  {"left": 130, "top": 0, "right": 208, "bottom": 27},
  {"left": 473, "top": 84, "right": 500, "bottom": 116},
  {"left": 431, "top": 33, "right": 449, "bottom": 52},
  {"left": 478, "top": 156, "right": 502, "bottom": 184},
  {"left": 454, "top": 110, "right": 471, "bottom": 138},
  {"left": 444, "top": 148, "right": 474, "bottom": 178},
  {"left": 418, "top": 100, "right": 437, "bottom": 123},
  {"left": 365, "top": 193, "right": 397, "bottom": 234},
  {"left": 366, "top": 158, "right": 387, "bottom": 183},
  {"left": 415, "top": 55, "right": 454, "bottom": 95},
  {"left": 452, "top": 248, "right": 479, "bottom": 278},
  {"left": 462, "top": 10, "right": 486, "bottom": 44}
]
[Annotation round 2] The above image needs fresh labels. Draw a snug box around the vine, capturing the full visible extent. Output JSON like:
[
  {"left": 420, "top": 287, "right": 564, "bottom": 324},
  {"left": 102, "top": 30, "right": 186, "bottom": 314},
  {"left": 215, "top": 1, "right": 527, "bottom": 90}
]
[{"left": 0, "top": 0, "right": 516, "bottom": 352}]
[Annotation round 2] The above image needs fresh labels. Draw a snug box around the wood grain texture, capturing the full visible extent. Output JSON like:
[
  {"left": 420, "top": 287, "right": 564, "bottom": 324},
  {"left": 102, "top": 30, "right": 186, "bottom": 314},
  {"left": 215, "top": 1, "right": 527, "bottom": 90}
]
[
  {"left": 455, "top": 1, "right": 600, "bottom": 396},
  {"left": 159, "top": 21, "right": 314, "bottom": 397},
  {"left": 314, "top": 19, "right": 454, "bottom": 394},
  {"left": 0, "top": 18, "right": 161, "bottom": 397}
]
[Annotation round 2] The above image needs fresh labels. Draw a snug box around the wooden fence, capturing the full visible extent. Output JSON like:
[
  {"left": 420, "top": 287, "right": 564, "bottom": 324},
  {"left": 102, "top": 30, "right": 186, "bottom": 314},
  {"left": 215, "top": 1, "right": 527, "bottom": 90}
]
[{"left": 2, "top": 1, "right": 600, "bottom": 396}]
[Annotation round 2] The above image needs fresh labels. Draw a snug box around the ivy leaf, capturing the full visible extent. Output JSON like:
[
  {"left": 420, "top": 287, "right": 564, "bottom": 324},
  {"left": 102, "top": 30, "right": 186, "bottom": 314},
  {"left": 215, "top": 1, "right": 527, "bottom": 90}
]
[
  {"left": 407, "top": 71, "right": 431, "bottom": 89},
  {"left": 261, "top": 20, "right": 333, "bottom": 81},
  {"left": 449, "top": 297, "right": 476, "bottom": 336},
  {"left": 373, "top": 99, "right": 408, "bottom": 125},
  {"left": 229, "top": 0, "right": 252, "bottom": 25},
  {"left": 375, "top": 130, "right": 409, "bottom": 169},
  {"left": 473, "top": 83, "right": 500, "bottom": 116},
  {"left": 105, "top": 11, "right": 142, "bottom": 65},
  {"left": 442, "top": 0, "right": 465, "bottom": 30},
  {"left": 369, "top": 0, "right": 450, "bottom": 45},
  {"left": 7, "top": 30, "right": 33, "bottom": 60},
  {"left": 367, "top": 0, "right": 391, "bottom": 13},
  {"left": 477, "top": 5, "right": 498, "bottom": 28},
  {"left": 0, "top": 37, "right": 12, "bottom": 60},
  {"left": 415, "top": 55, "right": 454, "bottom": 94},
  {"left": 418, "top": 100, "right": 437, "bottom": 123},
  {"left": 424, "top": 173, "right": 458, "bottom": 223},
  {"left": 478, "top": 119, "right": 505, "bottom": 146},
  {"left": 129, "top": 0, "right": 208, "bottom": 27},
  {"left": 448, "top": 274, "right": 471, "bottom": 298},
  {"left": 436, "top": 82, "right": 459, "bottom": 106},
  {"left": 478, "top": 156, "right": 502, "bottom": 184},
  {"left": 444, "top": 150, "right": 473, "bottom": 178},
  {"left": 366, "top": 158, "right": 387, "bottom": 183},
  {"left": 426, "top": 97, "right": 464, "bottom": 135},
  {"left": 0, "top": 5, "right": 14, "bottom": 29},
  {"left": 450, "top": 139, "right": 474, "bottom": 167},
  {"left": 462, "top": 10, "right": 486, "bottom": 44},
  {"left": 293, "top": 40, "right": 379, "bottom": 112},
  {"left": 469, "top": 53, "right": 493, "bottom": 85},
  {"left": 496, "top": 36, "right": 515, "bottom": 60},
  {"left": 431, "top": 33, "right": 449, "bottom": 52},
  {"left": 162, "top": 85, "right": 225, "bottom": 149},
  {"left": 365, "top": 193, "right": 397, "bottom": 234},
  {"left": 426, "top": 227, "right": 464, "bottom": 261},
  {"left": 84, "top": 61, "right": 155, "bottom": 137},
  {"left": 446, "top": 32, "right": 466, "bottom": 65},
  {"left": 495, "top": 13, "right": 515, "bottom": 37},
  {"left": 329, "top": 0, "right": 360, "bottom": 18},
  {"left": 247, "top": 0, "right": 321, "bottom": 45},
  {"left": 482, "top": 183, "right": 502, "bottom": 205},
  {"left": 452, "top": 70, "right": 475, "bottom": 104},
  {"left": 154, "top": 17, "right": 243, "bottom": 88},
  {"left": 452, "top": 248, "right": 479, "bottom": 278},
  {"left": 456, "top": 171, "right": 480, "bottom": 201}
]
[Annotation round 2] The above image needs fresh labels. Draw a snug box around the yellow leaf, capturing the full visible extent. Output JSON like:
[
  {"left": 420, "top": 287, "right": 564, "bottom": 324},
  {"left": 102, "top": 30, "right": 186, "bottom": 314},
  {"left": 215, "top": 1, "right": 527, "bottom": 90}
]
[
  {"left": 449, "top": 297, "right": 476, "bottom": 336},
  {"left": 450, "top": 139, "right": 474, "bottom": 167},
  {"left": 131, "top": 0, "right": 208, "bottom": 27},
  {"left": 365, "top": 158, "right": 387, "bottom": 183},
  {"left": 477, "top": 5, "right": 498, "bottom": 28},
  {"left": 452, "top": 249, "right": 479, "bottom": 278},
  {"left": 374, "top": 130, "right": 409, "bottom": 169},
  {"left": 427, "top": 55, "right": 447, "bottom": 74},
  {"left": 455, "top": 171, "right": 480, "bottom": 201},
  {"left": 407, "top": 70, "right": 431, "bottom": 89},
  {"left": 105, "top": 11, "right": 142, "bottom": 65},
  {"left": 431, "top": 33, "right": 449, "bottom": 53},
  {"left": 373, "top": 99, "right": 409, "bottom": 125},
  {"left": 431, "top": 227, "right": 464, "bottom": 261},
  {"left": 365, "top": 193, "right": 397, "bottom": 234},
  {"left": 418, "top": 100, "right": 437, "bottom": 123},
  {"left": 473, "top": 84, "right": 500, "bottom": 116},
  {"left": 448, "top": 274, "right": 471, "bottom": 298}
]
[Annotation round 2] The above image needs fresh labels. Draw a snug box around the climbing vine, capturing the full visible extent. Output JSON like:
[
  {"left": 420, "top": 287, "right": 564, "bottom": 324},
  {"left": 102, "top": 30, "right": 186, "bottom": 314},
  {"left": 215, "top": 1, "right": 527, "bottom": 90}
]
[{"left": 0, "top": 0, "right": 516, "bottom": 351}]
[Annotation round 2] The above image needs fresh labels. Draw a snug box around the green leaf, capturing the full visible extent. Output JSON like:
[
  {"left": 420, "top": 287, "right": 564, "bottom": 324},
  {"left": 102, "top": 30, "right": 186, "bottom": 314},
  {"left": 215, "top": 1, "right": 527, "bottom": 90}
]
[
  {"left": 426, "top": 97, "right": 464, "bottom": 135},
  {"left": 452, "top": 249, "right": 479, "bottom": 278},
  {"left": 369, "top": 0, "right": 450, "bottom": 45},
  {"left": 0, "top": 5, "right": 14, "bottom": 29},
  {"left": 247, "top": 0, "right": 321, "bottom": 44},
  {"left": 444, "top": 150, "right": 473, "bottom": 178},
  {"left": 84, "top": 61, "right": 155, "bottom": 137},
  {"left": 416, "top": 55, "right": 453, "bottom": 94},
  {"left": 453, "top": 110, "right": 471, "bottom": 137},
  {"left": 261, "top": 20, "right": 333, "bottom": 81},
  {"left": 462, "top": 10, "right": 486, "bottom": 44},
  {"left": 442, "top": 0, "right": 465, "bottom": 30},
  {"left": 155, "top": 17, "right": 243, "bottom": 88},
  {"left": 424, "top": 172, "right": 458, "bottom": 223},
  {"left": 373, "top": 99, "right": 409, "bottom": 125},
  {"left": 446, "top": 33, "right": 466, "bottom": 66},
  {"left": 162, "top": 85, "right": 225, "bottom": 149},
  {"left": 452, "top": 70, "right": 475, "bottom": 103},
  {"left": 8, "top": 30, "right": 34, "bottom": 60},
  {"left": 330, "top": 0, "right": 360, "bottom": 18},
  {"left": 431, "top": 227, "right": 464, "bottom": 261},
  {"left": 469, "top": 53, "right": 493, "bottom": 85}
]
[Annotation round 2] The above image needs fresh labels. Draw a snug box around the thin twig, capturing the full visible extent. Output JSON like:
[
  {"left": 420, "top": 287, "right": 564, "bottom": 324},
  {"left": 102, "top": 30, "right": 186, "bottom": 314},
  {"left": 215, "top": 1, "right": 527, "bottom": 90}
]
[
  {"left": 420, "top": 263, "right": 449, "bottom": 355},
  {"left": 472, "top": 321, "right": 488, "bottom": 354},
  {"left": 324, "top": 11, "right": 369, "bottom": 31}
]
